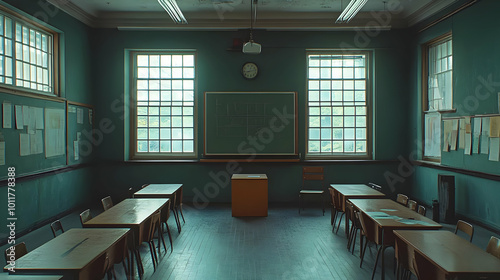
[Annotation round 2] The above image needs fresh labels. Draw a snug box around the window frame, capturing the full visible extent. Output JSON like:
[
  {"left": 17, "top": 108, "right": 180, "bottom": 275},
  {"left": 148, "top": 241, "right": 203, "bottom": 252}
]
[
  {"left": 0, "top": 4, "right": 60, "bottom": 97},
  {"left": 129, "top": 50, "right": 197, "bottom": 160},
  {"left": 305, "top": 50, "right": 373, "bottom": 160},
  {"left": 421, "top": 32, "right": 453, "bottom": 162}
]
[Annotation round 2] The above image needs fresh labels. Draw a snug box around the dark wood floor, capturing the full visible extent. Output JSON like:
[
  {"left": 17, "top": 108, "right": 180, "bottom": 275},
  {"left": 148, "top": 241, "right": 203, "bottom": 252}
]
[{"left": 2, "top": 203, "right": 498, "bottom": 280}]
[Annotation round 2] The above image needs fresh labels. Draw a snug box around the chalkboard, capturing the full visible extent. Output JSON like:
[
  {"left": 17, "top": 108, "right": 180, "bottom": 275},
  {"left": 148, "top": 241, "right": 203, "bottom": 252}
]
[{"left": 204, "top": 92, "right": 297, "bottom": 156}]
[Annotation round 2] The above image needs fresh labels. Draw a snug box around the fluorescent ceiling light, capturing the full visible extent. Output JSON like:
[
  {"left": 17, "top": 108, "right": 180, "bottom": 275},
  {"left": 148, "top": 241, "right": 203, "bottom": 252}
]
[
  {"left": 336, "top": 0, "right": 368, "bottom": 23},
  {"left": 158, "top": 0, "right": 188, "bottom": 24}
]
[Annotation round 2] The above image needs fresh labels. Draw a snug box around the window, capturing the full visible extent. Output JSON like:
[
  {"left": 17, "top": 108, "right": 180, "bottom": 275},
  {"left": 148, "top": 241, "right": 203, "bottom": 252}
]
[
  {"left": 423, "top": 34, "right": 453, "bottom": 160},
  {"left": 306, "top": 51, "right": 371, "bottom": 158},
  {"left": 130, "top": 51, "right": 196, "bottom": 158},
  {"left": 0, "top": 7, "right": 56, "bottom": 95}
]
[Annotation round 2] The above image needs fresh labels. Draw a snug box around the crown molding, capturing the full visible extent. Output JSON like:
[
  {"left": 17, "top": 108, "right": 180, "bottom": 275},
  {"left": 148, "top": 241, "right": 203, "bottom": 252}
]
[
  {"left": 47, "top": 0, "right": 97, "bottom": 27},
  {"left": 405, "top": 0, "right": 458, "bottom": 27}
]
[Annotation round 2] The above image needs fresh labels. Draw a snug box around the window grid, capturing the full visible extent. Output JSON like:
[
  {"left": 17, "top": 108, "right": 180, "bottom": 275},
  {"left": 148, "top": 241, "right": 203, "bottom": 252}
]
[
  {"left": 307, "top": 54, "right": 368, "bottom": 156},
  {"left": 0, "top": 11, "right": 53, "bottom": 93},
  {"left": 134, "top": 53, "right": 195, "bottom": 155},
  {"left": 428, "top": 38, "right": 452, "bottom": 111}
]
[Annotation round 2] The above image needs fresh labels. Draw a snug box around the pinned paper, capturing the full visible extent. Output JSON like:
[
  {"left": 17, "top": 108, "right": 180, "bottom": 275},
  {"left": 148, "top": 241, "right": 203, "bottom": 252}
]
[
  {"left": 3, "top": 102, "right": 12, "bottom": 128},
  {"left": 472, "top": 118, "right": 481, "bottom": 154},
  {"left": 490, "top": 116, "right": 500, "bottom": 138},
  {"left": 489, "top": 137, "right": 500, "bottom": 161},
  {"left": 459, "top": 118, "right": 465, "bottom": 149},
  {"left": 15, "top": 105, "right": 23, "bottom": 129}
]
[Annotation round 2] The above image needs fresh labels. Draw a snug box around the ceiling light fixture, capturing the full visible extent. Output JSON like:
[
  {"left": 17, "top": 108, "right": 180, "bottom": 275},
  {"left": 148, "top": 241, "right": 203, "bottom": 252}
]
[
  {"left": 158, "top": 0, "right": 188, "bottom": 24},
  {"left": 336, "top": 0, "right": 368, "bottom": 23},
  {"left": 242, "top": 0, "right": 261, "bottom": 54}
]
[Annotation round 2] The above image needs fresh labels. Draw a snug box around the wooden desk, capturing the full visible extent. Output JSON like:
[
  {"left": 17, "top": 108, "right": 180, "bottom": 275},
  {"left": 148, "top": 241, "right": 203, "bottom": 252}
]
[
  {"left": 394, "top": 230, "right": 500, "bottom": 280},
  {"left": 0, "top": 275, "right": 63, "bottom": 280},
  {"left": 3, "top": 228, "right": 128, "bottom": 279},
  {"left": 231, "top": 174, "right": 268, "bottom": 217},
  {"left": 134, "top": 184, "right": 184, "bottom": 233},
  {"left": 330, "top": 184, "right": 385, "bottom": 236},
  {"left": 83, "top": 198, "right": 168, "bottom": 277},
  {"left": 349, "top": 199, "right": 442, "bottom": 280}
]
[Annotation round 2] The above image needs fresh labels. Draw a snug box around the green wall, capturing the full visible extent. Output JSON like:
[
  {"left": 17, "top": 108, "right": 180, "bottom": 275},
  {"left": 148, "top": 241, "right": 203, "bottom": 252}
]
[
  {"left": 0, "top": 0, "right": 95, "bottom": 239},
  {"left": 91, "top": 28, "right": 411, "bottom": 204},
  {"left": 409, "top": 0, "right": 500, "bottom": 231}
]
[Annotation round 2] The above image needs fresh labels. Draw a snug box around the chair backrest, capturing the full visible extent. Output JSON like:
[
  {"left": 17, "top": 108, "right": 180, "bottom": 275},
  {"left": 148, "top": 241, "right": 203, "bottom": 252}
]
[
  {"left": 357, "top": 211, "right": 376, "bottom": 243},
  {"left": 79, "top": 252, "right": 109, "bottom": 280},
  {"left": 395, "top": 236, "right": 414, "bottom": 276},
  {"left": 408, "top": 200, "right": 418, "bottom": 211},
  {"left": 417, "top": 205, "right": 426, "bottom": 216},
  {"left": 108, "top": 235, "right": 129, "bottom": 267},
  {"left": 413, "top": 250, "right": 445, "bottom": 280},
  {"left": 5, "top": 242, "right": 28, "bottom": 265},
  {"left": 50, "top": 220, "right": 64, "bottom": 238},
  {"left": 302, "top": 167, "right": 324, "bottom": 190},
  {"left": 486, "top": 236, "right": 500, "bottom": 259},
  {"left": 396, "top": 194, "right": 409, "bottom": 206},
  {"left": 101, "top": 196, "right": 113, "bottom": 211},
  {"left": 367, "top": 182, "right": 382, "bottom": 191},
  {"left": 328, "top": 187, "right": 335, "bottom": 206},
  {"left": 79, "top": 209, "right": 92, "bottom": 226},
  {"left": 148, "top": 211, "right": 162, "bottom": 242},
  {"left": 454, "top": 220, "right": 474, "bottom": 242}
]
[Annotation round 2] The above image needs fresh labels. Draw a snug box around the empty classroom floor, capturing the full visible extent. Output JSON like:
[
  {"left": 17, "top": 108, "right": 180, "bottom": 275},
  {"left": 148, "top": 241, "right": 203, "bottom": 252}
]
[{"left": 2, "top": 203, "right": 498, "bottom": 280}]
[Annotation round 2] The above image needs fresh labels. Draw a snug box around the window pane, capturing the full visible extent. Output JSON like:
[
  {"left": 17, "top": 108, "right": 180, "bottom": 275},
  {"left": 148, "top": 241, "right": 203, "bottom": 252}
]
[
  {"left": 134, "top": 53, "right": 195, "bottom": 157},
  {"left": 307, "top": 53, "right": 369, "bottom": 157}
]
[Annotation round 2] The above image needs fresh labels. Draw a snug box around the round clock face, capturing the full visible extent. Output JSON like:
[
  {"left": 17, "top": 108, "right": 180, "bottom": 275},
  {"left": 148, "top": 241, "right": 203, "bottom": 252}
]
[{"left": 242, "top": 62, "right": 258, "bottom": 79}]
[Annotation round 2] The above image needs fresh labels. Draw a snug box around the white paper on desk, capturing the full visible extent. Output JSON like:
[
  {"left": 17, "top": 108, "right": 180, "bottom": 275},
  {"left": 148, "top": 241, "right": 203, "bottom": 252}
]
[
  {"left": 481, "top": 133, "right": 490, "bottom": 154},
  {"left": 35, "top": 107, "right": 44, "bottom": 129},
  {"left": 489, "top": 137, "right": 500, "bottom": 161},
  {"left": 27, "top": 107, "right": 36, "bottom": 134},
  {"left": 31, "top": 130, "right": 43, "bottom": 154},
  {"left": 15, "top": 105, "right": 23, "bottom": 129},
  {"left": 74, "top": 141, "right": 79, "bottom": 160},
  {"left": 459, "top": 118, "right": 465, "bottom": 149},
  {"left": 0, "top": 139, "right": 5, "bottom": 166},
  {"left": 366, "top": 212, "right": 390, "bottom": 217},
  {"left": 19, "top": 133, "right": 30, "bottom": 156},
  {"left": 77, "top": 108, "right": 83, "bottom": 124},
  {"left": 3, "top": 102, "right": 12, "bottom": 128}
]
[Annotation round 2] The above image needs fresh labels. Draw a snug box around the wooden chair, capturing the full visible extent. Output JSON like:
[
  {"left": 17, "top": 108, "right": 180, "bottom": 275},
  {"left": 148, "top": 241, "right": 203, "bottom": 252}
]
[
  {"left": 413, "top": 250, "right": 445, "bottom": 280},
  {"left": 396, "top": 194, "right": 409, "bottom": 206},
  {"left": 417, "top": 205, "right": 426, "bottom": 216},
  {"left": 407, "top": 200, "right": 418, "bottom": 211},
  {"left": 145, "top": 211, "right": 161, "bottom": 271},
  {"left": 358, "top": 211, "right": 381, "bottom": 275},
  {"left": 332, "top": 188, "right": 345, "bottom": 234},
  {"left": 50, "top": 220, "right": 64, "bottom": 238},
  {"left": 298, "top": 166, "right": 325, "bottom": 215},
  {"left": 454, "top": 220, "right": 474, "bottom": 242},
  {"left": 159, "top": 200, "right": 174, "bottom": 252},
  {"left": 346, "top": 201, "right": 361, "bottom": 254},
  {"left": 101, "top": 196, "right": 114, "bottom": 211},
  {"left": 79, "top": 209, "right": 92, "bottom": 226},
  {"left": 78, "top": 252, "right": 110, "bottom": 280},
  {"left": 328, "top": 187, "right": 337, "bottom": 226},
  {"left": 4, "top": 242, "right": 28, "bottom": 265},
  {"left": 108, "top": 235, "right": 129, "bottom": 279},
  {"left": 395, "top": 235, "right": 414, "bottom": 280},
  {"left": 486, "top": 236, "right": 500, "bottom": 259}
]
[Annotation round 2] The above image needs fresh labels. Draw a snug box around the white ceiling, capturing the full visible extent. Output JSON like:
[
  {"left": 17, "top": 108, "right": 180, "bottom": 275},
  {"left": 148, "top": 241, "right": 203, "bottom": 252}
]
[{"left": 48, "top": 0, "right": 459, "bottom": 30}]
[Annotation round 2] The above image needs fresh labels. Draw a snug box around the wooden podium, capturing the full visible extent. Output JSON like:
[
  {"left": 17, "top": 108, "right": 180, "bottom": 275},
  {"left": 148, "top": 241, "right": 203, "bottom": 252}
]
[{"left": 231, "top": 174, "right": 268, "bottom": 217}]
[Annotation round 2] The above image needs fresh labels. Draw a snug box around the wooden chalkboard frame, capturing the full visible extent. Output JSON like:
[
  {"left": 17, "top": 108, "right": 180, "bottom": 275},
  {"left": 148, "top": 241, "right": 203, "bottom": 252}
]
[{"left": 204, "top": 91, "right": 298, "bottom": 157}]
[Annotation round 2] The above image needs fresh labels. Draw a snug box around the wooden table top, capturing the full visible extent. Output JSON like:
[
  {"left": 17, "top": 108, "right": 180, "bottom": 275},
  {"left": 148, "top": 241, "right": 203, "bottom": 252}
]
[
  {"left": 231, "top": 174, "right": 268, "bottom": 180},
  {"left": 349, "top": 199, "right": 441, "bottom": 229},
  {"left": 134, "top": 184, "right": 183, "bottom": 196},
  {"left": 0, "top": 275, "right": 63, "bottom": 280},
  {"left": 4, "top": 228, "right": 128, "bottom": 273},
  {"left": 83, "top": 198, "right": 169, "bottom": 227},
  {"left": 394, "top": 230, "right": 500, "bottom": 276},
  {"left": 330, "top": 184, "right": 385, "bottom": 198}
]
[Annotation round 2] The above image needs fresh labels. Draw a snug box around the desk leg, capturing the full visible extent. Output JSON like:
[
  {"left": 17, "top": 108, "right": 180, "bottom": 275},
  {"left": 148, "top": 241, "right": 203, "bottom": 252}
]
[{"left": 345, "top": 208, "right": 350, "bottom": 238}]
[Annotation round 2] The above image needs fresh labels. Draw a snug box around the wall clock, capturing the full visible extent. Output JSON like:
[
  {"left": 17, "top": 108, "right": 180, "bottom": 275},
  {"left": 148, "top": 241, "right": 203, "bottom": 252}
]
[{"left": 241, "top": 62, "right": 258, "bottom": 79}]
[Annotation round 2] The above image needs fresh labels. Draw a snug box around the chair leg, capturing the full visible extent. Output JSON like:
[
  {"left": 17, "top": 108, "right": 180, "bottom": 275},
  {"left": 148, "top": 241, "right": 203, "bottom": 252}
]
[
  {"left": 360, "top": 238, "right": 368, "bottom": 268},
  {"left": 351, "top": 229, "right": 358, "bottom": 254},
  {"left": 335, "top": 213, "right": 345, "bottom": 234},
  {"left": 370, "top": 245, "right": 383, "bottom": 280},
  {"left": 157, "top": 222, "right": 167, "bottom": 255},
  {"left": 179, "top": 204, "right": 185, "bottom": 223},
  {"left": 164, "top": 222, "right": 173, "bottom": 252}
]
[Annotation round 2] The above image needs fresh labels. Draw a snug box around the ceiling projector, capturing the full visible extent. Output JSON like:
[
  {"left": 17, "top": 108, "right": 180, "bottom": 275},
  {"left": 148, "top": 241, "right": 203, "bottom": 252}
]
[{"left": 242, "top": 40, "right": 261, "bottom": 54}]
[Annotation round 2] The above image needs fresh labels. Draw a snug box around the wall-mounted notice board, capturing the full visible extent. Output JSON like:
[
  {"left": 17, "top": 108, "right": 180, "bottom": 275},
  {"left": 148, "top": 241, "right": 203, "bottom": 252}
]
[
  {"left": 204, "top": 92, "right": 298, "bottom": 156},
  {"left": 66, "top": 101, "right": 94, "bottom": 166},
  {"left": 0, "top": 92, "right": 66, "bottom": 180}
]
